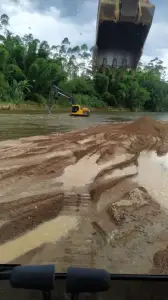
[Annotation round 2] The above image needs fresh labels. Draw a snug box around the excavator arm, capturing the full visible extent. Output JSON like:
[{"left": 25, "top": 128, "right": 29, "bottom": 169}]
[
  {"left": 47, "top": 84, "right": 90, "bottom": 117},
  {"left": 49, "top": 85, "right": 75, "bottom": 105}
]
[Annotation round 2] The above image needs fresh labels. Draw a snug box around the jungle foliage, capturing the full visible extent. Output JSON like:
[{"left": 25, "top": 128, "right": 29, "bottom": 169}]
[{"left": 0, "top": 14, "right": 167, "bottom": 111}]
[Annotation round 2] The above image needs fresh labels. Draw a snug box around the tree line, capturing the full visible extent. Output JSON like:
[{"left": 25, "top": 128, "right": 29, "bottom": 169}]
[{"left": 0, "top": 14, "right": 168, "bottom": 111}]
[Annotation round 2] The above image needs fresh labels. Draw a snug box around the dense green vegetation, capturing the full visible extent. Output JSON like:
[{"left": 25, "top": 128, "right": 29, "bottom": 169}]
[{"left": 0, "top": 14, "right": 168, "bottom": 111}]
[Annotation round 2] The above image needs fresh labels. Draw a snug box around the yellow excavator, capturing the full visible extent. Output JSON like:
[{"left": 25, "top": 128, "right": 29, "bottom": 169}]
[{"left": 48, "top": 84, "right": 90, "bottom": 117}]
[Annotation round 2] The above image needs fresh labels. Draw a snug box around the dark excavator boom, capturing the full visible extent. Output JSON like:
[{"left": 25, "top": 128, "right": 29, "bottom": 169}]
[{"left": 94, "top": 0, "right": 155, "bottom": 69}]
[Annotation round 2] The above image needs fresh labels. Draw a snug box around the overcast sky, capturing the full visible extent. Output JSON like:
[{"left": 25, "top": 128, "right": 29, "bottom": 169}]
[{"left": 1, "top": 0, "right": 168, "bottom": 67}]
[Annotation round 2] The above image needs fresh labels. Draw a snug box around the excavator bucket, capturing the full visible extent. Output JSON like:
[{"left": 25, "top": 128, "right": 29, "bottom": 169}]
[
  {"left": 94, "top": 0, "right": 155, "bottom": 69},
  {"left": 98, "top": 0, "right": 119, "bottom": 22},
  {"left": 138, "top": 0, "right": 155, "bottom": 24},
  {"left": 120, "top": 0, "right": 139, "bottom": 22}
]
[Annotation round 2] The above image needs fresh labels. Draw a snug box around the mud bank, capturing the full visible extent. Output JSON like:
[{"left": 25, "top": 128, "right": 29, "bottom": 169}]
[{"left": 0, "top": 116, "right": 168, "bottom": 274}]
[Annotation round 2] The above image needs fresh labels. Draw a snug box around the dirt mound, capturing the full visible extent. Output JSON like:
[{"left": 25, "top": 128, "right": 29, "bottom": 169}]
[
  {"left": 0, "top": 117, "right": 168, "bottom": 273},
  {"left": 151, "top": 246, "right": 168, "bottom": 274},
  {"left": 107, "top": 187, "right": 151, "bottom": 225},
  {"left": 123, "top": 116, "right": 166, "bottom": 137}
]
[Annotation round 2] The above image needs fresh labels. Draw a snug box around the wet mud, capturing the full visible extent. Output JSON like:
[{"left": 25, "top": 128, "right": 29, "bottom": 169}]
[{"left": 0, "top": 116, "right": 168, "bottom": 273}]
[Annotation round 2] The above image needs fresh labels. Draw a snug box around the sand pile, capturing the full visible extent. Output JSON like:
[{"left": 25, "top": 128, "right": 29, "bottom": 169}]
[
  {"left": 0, "top": 117, "right": 168, "bottom": 274},
  {"left": 122, "top": 116, "right": 166, "bottom": 137}
]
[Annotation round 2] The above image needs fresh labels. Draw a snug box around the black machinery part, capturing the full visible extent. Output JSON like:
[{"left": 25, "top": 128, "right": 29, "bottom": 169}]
[{"left": 1, "top": 265, "right": 168, "bottom": 300}]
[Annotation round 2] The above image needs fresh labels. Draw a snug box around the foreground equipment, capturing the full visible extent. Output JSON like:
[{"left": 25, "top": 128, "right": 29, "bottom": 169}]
[
  {"left": 48, "top": 85, "right": 90, "bottom": 117},
  {"left": 1, "top": 264, "right": 168, "bottom": 300},
  {"left": 94, "top": 0, "right": 155, "bottom": 69}
]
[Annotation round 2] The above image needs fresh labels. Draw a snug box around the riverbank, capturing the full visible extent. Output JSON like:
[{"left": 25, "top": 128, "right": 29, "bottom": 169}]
[
  {"left": 0, "top": 102, "right": 129, "bottom": 113},
  {"left": 0, "top": 116, "right": 168, "bottom": 274},
  {"left": 0, "top": 102, "right": 69, "bottom": 112}
]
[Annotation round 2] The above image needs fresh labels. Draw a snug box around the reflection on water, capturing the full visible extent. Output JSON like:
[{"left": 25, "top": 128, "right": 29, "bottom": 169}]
[
  {"left": 0, "top": 111, "right": 168, "bottom": 141},
  {"left": 134, "top": 151, "right": 168, "bottom": 210}
]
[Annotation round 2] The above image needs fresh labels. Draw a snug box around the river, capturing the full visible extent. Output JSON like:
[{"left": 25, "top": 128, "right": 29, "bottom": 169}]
[{"left": 0, "top": 111, "right": 168, "bottom": 141}]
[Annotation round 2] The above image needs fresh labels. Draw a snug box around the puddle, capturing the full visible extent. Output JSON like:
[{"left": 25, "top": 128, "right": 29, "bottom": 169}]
[
  {"left": 134, "top": 151, "right": 168, "bottom": 210},
  {"left": 98, "top": 150, "right": 168, "bottom": 213},
  {"left": 104, "top": 165, "right": 137, "bottom": 181},
  {"left": 106, "top": 153, "right": 134, "bottom": 168},
  {"left": 0, "top": 215, "right": 79, "bottom": 263},
  {"left": 56, "top": 152, "right": 134, "bottom": 191},
  {"left": 55, "top": 154, "right": 113, "bottom": 190},
  {"left": 78, "top": 136, "right": 95, "bottom": 144}
]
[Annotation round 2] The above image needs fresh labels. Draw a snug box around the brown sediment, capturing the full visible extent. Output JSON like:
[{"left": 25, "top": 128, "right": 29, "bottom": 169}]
[
  {"left": 0, "top": 193, "right": 64, "bottom": 244},
  {"left": 150, "top": 246, "right": 168, "bottom": 275},
  {"left": 0, "top": 116, "right": 168, "bottom": 273}
]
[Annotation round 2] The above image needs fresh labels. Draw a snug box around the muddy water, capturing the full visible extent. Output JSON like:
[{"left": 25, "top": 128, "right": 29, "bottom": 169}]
[
  {"left": 0, "top": 111, "right": 168, "bottom": 141},
  {"left": 0, "top": 216, "right": 79, "bottom": 263},
  {"left": 135, "top": 151, "right": 168, "bottom": 210}
]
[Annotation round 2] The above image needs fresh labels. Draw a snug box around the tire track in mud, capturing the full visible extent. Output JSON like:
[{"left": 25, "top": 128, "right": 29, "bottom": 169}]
[
  {"left": 0, "top": 193, "right": 64, "bottom": 244},
  {"left": 4, "top": 194, "right": 93, "bottom": 267},
  {"left": 0, "top": 154, "right": 75, "bottom": 181}
]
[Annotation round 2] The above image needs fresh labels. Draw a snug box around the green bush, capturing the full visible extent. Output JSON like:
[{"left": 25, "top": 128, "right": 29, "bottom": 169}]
[{"left": 74, "top": 94, "right": 107, "bottom": 108}]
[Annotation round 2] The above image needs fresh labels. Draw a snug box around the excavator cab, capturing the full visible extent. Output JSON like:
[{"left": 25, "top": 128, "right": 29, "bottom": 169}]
[
  {"left": 71, "top": 105, "right": 79, "bottom": 113},
  {"left": 71, "top": 105, "right": 90, "bottom": 117}
]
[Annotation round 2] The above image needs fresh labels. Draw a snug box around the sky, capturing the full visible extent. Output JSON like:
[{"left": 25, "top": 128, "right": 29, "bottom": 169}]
[{"left": 0, "top": 0, "right": 168, "bottom": 68}]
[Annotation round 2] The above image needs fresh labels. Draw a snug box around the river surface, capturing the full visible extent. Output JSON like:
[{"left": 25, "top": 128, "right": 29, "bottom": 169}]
[{"left": 0, "top": 111, "right": 168, "bottom": 141}]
